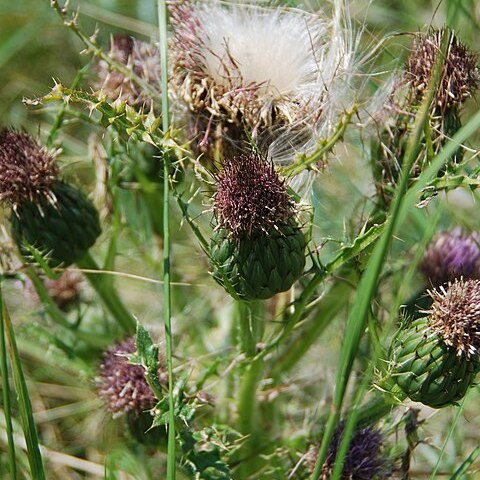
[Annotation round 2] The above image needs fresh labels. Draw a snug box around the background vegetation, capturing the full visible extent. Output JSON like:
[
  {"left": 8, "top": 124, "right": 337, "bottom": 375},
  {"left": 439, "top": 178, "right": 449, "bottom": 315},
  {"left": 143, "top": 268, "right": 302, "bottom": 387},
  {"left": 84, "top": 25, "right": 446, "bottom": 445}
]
[{"left": 1, "top": 0, "right": 480, "bottom": 479}]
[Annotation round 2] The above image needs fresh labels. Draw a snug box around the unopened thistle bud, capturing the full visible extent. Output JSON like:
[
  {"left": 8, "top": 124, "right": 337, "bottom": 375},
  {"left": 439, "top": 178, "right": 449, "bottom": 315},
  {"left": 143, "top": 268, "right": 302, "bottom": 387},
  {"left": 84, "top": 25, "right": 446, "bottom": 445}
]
[
  {"left": 306, "top": 424, "right": 391, "bottom": 480},
  {"left": 209, "top": 153, "right": 306, "bottom": 300},
  {"left": 392, "top": 278, "right": 480, "bottom": 407},
  {"left": 97, "top": 337, "right": 167, "bottom": 445},
  {"left": 0, "top": 129, "right": 101, "bottom": 267},
  {"left": 95, "top": 35, "right": 161, "bottom": 110},
  {"left": 420, "top": 228, "right": 480, "bottom": 287}
]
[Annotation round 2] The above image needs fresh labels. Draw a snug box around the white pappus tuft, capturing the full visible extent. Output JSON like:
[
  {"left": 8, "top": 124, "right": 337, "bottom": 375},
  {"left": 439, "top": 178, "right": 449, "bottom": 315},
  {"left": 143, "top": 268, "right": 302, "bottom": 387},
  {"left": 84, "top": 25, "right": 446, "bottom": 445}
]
[{"left": 169, "top": 0, "right": 362, "bottom": 178}]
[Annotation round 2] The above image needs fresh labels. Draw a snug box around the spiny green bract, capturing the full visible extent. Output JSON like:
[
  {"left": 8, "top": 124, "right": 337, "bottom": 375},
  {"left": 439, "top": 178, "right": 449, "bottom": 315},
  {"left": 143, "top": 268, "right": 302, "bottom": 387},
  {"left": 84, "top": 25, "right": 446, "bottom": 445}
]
[
  {"left": 392, "top": 317, "right": 480, "bottom": 408},
  {"left": 11, "top": 181, "right": 101, "bottom": 267},
  {"left": 210, "top": 222, "right": 306, "bottom": 300}
]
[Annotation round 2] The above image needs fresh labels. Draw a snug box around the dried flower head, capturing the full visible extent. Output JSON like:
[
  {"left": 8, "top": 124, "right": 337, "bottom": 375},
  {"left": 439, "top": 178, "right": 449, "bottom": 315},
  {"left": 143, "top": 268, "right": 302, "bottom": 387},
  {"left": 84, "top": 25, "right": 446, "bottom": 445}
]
[
  {"left": 420, "top": 228, "right": 480, "bottom": 287},
  {"left": 170, "top": 0, "right": 358, "bottom": 162},
  {"left": 95, "top": 35, "right": 161, "bottom": 109},
  {"left": 405, "top": 29, "right": 479, "bottom": 111},
  {"left": 427, "top": 278, "right": 480, "bottom": 358},
  {"left": 213, "top": 153, "right": 294, "bottom": 238},
  {"left": 306, "top": 424, "right": 390, "bottom": 479},
  {"left": 97, "top": 337, "right": 163, "bottom": 417},
  {"left": 0, "top": 129, "right": 58, "bottom": 207},
  {"left": 44, "top": 271, "right": 84, "bottom": 310}
]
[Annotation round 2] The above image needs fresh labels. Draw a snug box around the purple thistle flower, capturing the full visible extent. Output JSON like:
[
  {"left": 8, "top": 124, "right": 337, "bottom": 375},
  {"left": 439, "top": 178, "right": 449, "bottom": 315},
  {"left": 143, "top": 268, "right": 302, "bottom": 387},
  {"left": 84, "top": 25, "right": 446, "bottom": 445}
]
[
  {"left": 97, "top": 337, "right": 162, "bottom": 417},
  {"left": 427, "top": 278, "right": 480, "bottom": 358},
  {"left": 307, "top": 424, "right": 391, "bottom": 480},
  {"left": 213, "top": 153, "right": 294, "bottom": 238},
  {"left": 420, "top": 228, "right": 480, "bottom": 287},
  {"left": 0, "top": 129, "right": 58, "bottom": 207}
]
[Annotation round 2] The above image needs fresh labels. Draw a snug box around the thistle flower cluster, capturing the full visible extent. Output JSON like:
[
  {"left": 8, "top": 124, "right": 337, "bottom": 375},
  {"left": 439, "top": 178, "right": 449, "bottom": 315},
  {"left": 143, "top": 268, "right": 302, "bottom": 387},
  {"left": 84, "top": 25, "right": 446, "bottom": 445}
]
[
  {"left": 405, "top": 29, "right": 479, "bottom": 111},
  {"left": 306, "top": 425, "right": 390, "bottom": 480},
  {"left": 420, "top": 228, "right": 480, "bottom": 287},
  {"left": 427, "top": 278, "right": 480, "bottom": 358},
  {"left": 97, "top": 337, "right": 163, "bottom": 417},
  {"left": 0, "top": 129, "right": 58, "bottom": 207},
  {"left": 213, "top": 153, "right": 294, "bottom": 238},
  {"left": 372, "top": 29, "right": 479, "bottom": 208},
  {"left": 95, "top": 35, "right": 161, "bottom": 109},
  {"left": 169, "top": 0, "right": 358, "bottom": 163}
]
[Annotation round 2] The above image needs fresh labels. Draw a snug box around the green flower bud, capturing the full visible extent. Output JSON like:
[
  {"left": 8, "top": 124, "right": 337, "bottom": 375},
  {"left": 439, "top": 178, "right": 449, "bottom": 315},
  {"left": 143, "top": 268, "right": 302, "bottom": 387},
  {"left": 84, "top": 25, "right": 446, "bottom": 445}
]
[
  {"left": 11, "top": 181, "right": 101, "bottom": 267},
  {"left": 392, "top": 279, "right": 480, "bottom": 407},
  {"left": 209, "top": 153, "right": 306, "bottom": 300}
]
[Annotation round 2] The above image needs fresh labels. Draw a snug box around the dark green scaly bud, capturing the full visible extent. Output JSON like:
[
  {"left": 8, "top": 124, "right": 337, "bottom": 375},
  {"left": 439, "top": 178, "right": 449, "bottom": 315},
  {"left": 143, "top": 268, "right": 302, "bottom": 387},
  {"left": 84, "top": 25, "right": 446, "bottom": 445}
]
[
  {"left": 0, "top": 129, "right": 101, "bottom": 267},
  {"left": 392, "top": 278, "right": 480, "bottom": 408},
  {"left": 209, "top": 153, "right": 306, "bottom": 300}
]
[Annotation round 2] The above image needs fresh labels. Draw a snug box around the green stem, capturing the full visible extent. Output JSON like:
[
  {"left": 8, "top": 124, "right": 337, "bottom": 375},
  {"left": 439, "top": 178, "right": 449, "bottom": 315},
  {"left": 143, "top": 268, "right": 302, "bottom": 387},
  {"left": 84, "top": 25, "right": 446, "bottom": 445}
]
[
  {"left": 76, "top": 253, "right": 136, "bottom": 333},
  {"left": 157, "top": 1, "right": 176, "bottom": 478},
  {"left": 235, "top": 301, "right": 265, "bottom": 479},
  {"left": 0, "top": 281, "right": 17, "bottom": 479}
]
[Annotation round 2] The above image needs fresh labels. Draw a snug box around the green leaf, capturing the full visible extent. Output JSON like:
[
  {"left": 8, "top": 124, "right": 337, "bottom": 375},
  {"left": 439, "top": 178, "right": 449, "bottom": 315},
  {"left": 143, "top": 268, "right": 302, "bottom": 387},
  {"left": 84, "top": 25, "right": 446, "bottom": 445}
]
[{"left": 2, "top": 297, "right": 46, "bottom": 479}]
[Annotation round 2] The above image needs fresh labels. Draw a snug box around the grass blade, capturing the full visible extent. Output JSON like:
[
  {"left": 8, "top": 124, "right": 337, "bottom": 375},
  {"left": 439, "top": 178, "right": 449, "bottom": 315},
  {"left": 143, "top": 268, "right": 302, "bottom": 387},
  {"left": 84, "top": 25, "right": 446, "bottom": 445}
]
[
  {"left": 158, "top": 0, "right": 176, "bottom": 478},
  {"left": 2, "top": 295, "right": 46, "bottom": 479},
  {"left": 0, "top": 281, "right": 17, "bottom": 479},
  {"left": 449, "top": 446, "right": 480, "bottom": 479}
]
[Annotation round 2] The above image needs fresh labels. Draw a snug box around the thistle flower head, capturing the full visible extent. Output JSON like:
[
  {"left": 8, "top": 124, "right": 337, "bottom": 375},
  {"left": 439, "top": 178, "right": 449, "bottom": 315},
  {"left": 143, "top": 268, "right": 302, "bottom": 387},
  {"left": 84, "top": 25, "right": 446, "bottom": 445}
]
[
  {"left": 427, "top": 278, "right": 480, "bottom": 358},
  {"left": 420, "top": 228, "right": 480, "bottom": 287},
  {"left": 307, "top": 424, "right": 390, "bottom": 479},
  {"left": 97, "top": 337, "right": 160, "bottom": 417},
  {"left": 213, "top": 153, "right": 294, "bottom": 238},
  {"left": 95, "top": 35, "right": 161, "bottom": 109},
  {"left": 170, "top": 0, "right": 358, "bottom": 162},
  {"left": 405, "top": 29, "right": 479, "bottom": 110},
  {"left": 44, "top": 271, "right": 84, "bottom": 310},
  {"left": 0, "top": 129, "right": 58, "bottom": 207}
]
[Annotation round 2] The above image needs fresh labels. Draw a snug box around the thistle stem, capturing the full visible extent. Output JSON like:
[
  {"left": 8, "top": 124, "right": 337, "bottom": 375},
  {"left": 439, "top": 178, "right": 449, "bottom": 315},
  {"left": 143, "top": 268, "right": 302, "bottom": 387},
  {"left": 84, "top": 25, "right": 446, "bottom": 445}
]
[
  {"left": 236, "top": 300, "right": 265, "bottom": 478},
  {"left": 76, "top": 253, "right": 136, "bottom": 333}
]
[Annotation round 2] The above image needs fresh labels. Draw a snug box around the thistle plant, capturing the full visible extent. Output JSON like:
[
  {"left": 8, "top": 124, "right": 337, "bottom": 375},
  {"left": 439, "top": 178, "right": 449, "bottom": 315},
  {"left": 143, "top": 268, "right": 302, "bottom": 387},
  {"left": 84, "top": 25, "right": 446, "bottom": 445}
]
[
  {"left": 95, "top": 35, "right": 161, "bottom": 110},
  {"left": 420, "top": 228, "right": 480, "bottom": 287},
  {"left": 209, "top": 152, "right": 306, "bottom": 300},
  {"left": 170, "top": 0, "right": 359, "bottom": 165},
  {"left": 306, "top": 424, "right": 391, "bottom": 480},
  {"left": 0, "top": 129, "right": 101, "bottom": 267},
  {"left": 372, "top": 28, "right": 479, "bottom": 210},
  {"left": 2, "top": 1, "right": 480, "bottom": 479},
  {"left": 392, "top": 278, "right": 480, "bottom": 407}
]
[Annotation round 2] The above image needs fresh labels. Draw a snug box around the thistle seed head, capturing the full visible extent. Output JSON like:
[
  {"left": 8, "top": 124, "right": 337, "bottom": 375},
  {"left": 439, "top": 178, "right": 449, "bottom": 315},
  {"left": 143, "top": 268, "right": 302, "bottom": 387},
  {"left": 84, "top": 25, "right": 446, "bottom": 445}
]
[
  {"left": 95, "top": 35, "right": 161, "bottom": 109},
  {"left": 428, "top": 278, "right": 480, "bottom": 358},
  {"left": 307, "top": 424, "right": 390, "bottom": 479},
  {"left": 405, "top": 29, "right": 479, "bottom": 110},
  {"left": 97, "top": 337, "right": 161, "bottom": 417},
  {"left": 213, "top": 153, "right": 294, "bottom": 238},
  {"left": 420, "top": 228, "right": 480, "bottom": 287},
  {"left": 169, "top": 0, "right": 359, "bottom": 163},
  {"left": 0, "top": 129, "right": 58, "bottom": 207}
]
